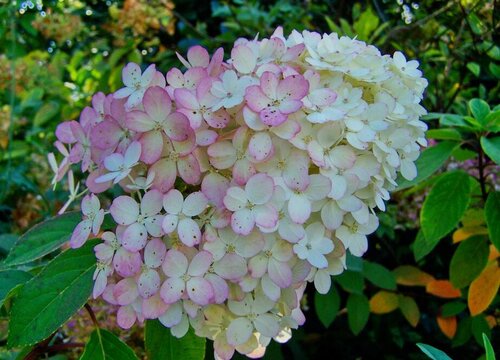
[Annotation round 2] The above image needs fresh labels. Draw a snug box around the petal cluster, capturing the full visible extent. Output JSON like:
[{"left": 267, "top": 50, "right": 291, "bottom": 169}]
[{"left": 51, "top": 28, "right": 427, "bottom": 359}]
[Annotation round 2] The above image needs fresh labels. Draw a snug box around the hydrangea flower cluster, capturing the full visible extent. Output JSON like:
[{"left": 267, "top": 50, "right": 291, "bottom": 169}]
[{"left": 50, "top": 28, "right": 427, "bottom": 359}]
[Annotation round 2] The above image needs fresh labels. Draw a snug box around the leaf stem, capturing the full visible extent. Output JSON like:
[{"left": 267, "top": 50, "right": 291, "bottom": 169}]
[{"left": 85, "top": 303, "right": 100, "bottom": 328}]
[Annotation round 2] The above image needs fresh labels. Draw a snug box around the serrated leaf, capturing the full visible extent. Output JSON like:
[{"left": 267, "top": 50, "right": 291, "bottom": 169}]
[
  {"left": 450, "top": 236, "right": 489, "bottom": 289},
  {"left": 8, "top": 240, "right": 97, "bottom": 347},
  {"left": 315, "top": 284, "right": 340, "bottom": 328},
  {"left": 398, "top": 295, "right": 420, "bottom": 327},
  {"left": 393, "top": 265, "right": 434, "bottom": 286},
  {"left": 144, "top": 320, "right": 205, "bottom": 360},
  {"left": 80, "top": 329, "right": 138, "bottom": 360},
  {"left": 3, "top": 212, "right": 81, "bottom": 266},
  {"left": 0, "top": 270, "right": 32, "bottom": 307},
  {"left": 369, "top": 291, "right": 398, "bottom": 314},
  {"left": 347, "top": 293, "right": 369, "bottom": 335},
  {"left": 397, "top": 141, "right": 457, "bottom": 190},
  {"left": 485, "top": 192, "right": 500, "bottom": 251},
  {"left": 480, "top": 137, "right": 500, "bottom": 164},
  {"left": 362, "top": 261, "right": 396, "bottom": 290},
  {"left": 416, "top": 343, "right": 453, "bottom": 360},
  {"left": 421, "top": 171, "right": 471, "bottom": 247},
  {"left": 468, "top": 262, "right": 500, "bottom": 316}
]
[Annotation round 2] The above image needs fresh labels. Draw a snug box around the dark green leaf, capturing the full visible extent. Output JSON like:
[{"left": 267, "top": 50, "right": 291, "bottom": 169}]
[
  {"left": 416, "top": 343, "right": 453, "bottom": 360},
  {"left": 8, "top": 240, "right": 97, "bottom": 347},
  {"left": 485, "top": 192, "right": 500, "bottom": 250},
  {"left": 413, "top": 230, "right": 436, "bottom": 262},
  {"left": 315, "top": 283, "right": 340, "bottom": 328},
  {"left": 335, "top": 271, "right": 365, "bottom": 294},
  {"left": 145, "top": 320, "right": 206, "bottom": 360},
  {"left": 441, "top": 302, "right": 466, "bottom": 317},
  {"left": 3, "top": 212, "right": 81, "bottom": 266},
  {"left": 347, "top": 293, "right": 369, "bottom": 335},
  {"left": 480, "top": 137, "right": 500, "bottom": 165},
  {"left": 471, "top": 315, "right": 490, "bottom": 346},
  {"left": 421, "top": 171, "right": 471, "bottom": 247},
  {"left": 0, "top": 270, "right": 32, "bottom": 307},
  {"left": 466, "top": 62, "right": 480, "bottom": 77},
  {"left": 397, "top": 141, "right": 457, "bottom": 190},
  {"left": 362, "top": 261, "right": 396, "bottom": 290},
  {"left": 80, "top": 329, "right": 138, "bottom": 360},
  {"left": 449, "top": 236, "right": 489, "bottom": 288}
]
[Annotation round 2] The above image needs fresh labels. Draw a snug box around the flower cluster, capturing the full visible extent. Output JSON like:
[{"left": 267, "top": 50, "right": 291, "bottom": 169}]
[{"left": 50, "top": 28, "right": 427, "bottom": 359}]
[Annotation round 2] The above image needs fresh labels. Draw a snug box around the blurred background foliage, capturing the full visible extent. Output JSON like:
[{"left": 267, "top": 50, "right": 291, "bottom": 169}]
[{"left": 0, "top": 0, "right": 498, "bottom": 359}]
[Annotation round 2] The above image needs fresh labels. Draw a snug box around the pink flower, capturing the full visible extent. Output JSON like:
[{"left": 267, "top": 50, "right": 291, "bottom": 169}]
[
  {"left": 245, "top": 72, "right": 309, "bottom": 126},
  {"left": 126, "top": 86, "right": 192, "bottom": 164},
  {"left": 223, "top": 173, "right": 278, "bottom": 235},
  {"left": 70, "top": 194, "right": 104, "bottom": 248},
  {"left": 95, "top": 141, "right": 141, "bottom": 184},
  {"left": 109, "top": 190, "right": 164, "bottom": 252},
  {"left": 160, "top": 249, "right": 214, "bottom": 306},
  {"left": 114, "top": 63, "right": 165, "bottom": 109}
]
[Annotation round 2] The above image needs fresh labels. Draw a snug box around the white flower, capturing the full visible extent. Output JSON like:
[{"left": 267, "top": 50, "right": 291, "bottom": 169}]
[
  {"left": 293, "top": 222, "right": 334, "bottom": 268},
  {"left": 211, "top": 70, "right": 257, "bottom": 110},
  {"left": 96, "top": 141, "right": 141, "bottom": 184}
]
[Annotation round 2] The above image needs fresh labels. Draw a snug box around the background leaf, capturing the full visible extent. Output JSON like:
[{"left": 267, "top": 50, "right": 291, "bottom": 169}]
[
  {"left": 347, "top": 293, "right": 369, "bottom": 335},
  {"left": 8, "top": 240, "right": 97, "bottom": 347},
  {"left": 421, "top": 171, "right": 471, "bottom": 247},
  {"left": 449, "top": 236, "right": 489, "bottom": 288},
  {"left": 480, "top": 137, "right": 500, "bottom": 164},
  {"left": 80, "top": 329, "right": 138, "bottom": 360},
  {"left": 144, "top": 320, "right": 206, "bottom": 360},
  {"left": 369, "top": 291, "right": 399, "bottom": 314},
  {"left": 398, "top": 295, "right": 420, "bottom": 327},
  {"left": 417, "top": 343, "right": 453, "bottom": 360},
  {"left": 315, "top": 283, "right": 340, "bottom": 328},
  {"left": 468, "top": 262, "right": 500, "bottom": 316},
  {"left": 485, "top": 191, "right": 500, "bottom": 250},
  {"left": 362, "top": 261, "right": 396, "bottom": 290}
]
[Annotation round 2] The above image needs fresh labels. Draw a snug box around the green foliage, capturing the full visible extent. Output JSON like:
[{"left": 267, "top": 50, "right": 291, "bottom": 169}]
[
  {"left": 347, "top": 293, "right": 369, "bottom": 335},
  {"left": 420, "top": 171, "right": 471, "bottom": 246},
  {"left": 485, "top": 192, "right": 500, "bottom": 250},
  {"left": 145, "top": 320, "right": 206, "bottom": 360},
  {"left": 314, "top": 283, "right": 340, "bottom": 328},
  {"left": 0, "top": 270, "right": 32, "bottom": 307},
  {"left": 362, "top": 261, "right": 396, "bottom": 290},
  {"left": 449, "top": 236, "right": 489, "bottom": 289},
  {"left": 416, "top": 343, "right": 453, "bottom": 360},
  {"left": 80, "top": 329, "right": 139, "bottom": 360},
  {"left": 2, "top": 212, "right": 81, "bottom": 266},
  {"left": 8, "top": 240, "right": 97, "bottom": 347}
]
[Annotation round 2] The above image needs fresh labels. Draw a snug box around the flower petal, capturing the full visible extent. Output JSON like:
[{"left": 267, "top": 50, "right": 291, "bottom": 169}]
[
  {"left": 110, "top": 196, "right": 139, "bottom": 226},
  {"left": 162, "top": 249, "right": 188, "bottom": 277},
  {"left": 187, "top": 277, "right": 214, "bottom": 306}
]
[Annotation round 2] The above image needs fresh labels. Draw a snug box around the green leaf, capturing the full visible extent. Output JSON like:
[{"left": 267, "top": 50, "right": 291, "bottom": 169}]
[
  {"left": 413, "top": 230, "right": 435, "bottom": 261},
  {"left": 362, "top": 261, "right": 396, "bottom": 290},
  {"left": 3, "top": 212, "right": 81, "bottom": 266},
  {"left": 8, "top": 240, "right": 97, "bottom": 347},
  {"left": 466, "top": 62, "right": 480, "bottom": 77},
  {"left": 145, "top": 320, "right": 206, "bottom": 360},
  {"left": 0, "top": 270, "right": 32, "bottom": 307},
  {"left": 315, "top": 283, "right": 340, "bottom": 328},
  {"left": 33, "top": 101, "right": 60, "bottom": 127},
  {"left": 471, "top": 315, "right": 490, "bottom": 345},
  {"left": 441, "top": 301, "right": 466, "bottom": 317},
  {"left": 483, "top": 333, "right": 496, "bottom": 360},
  {"left": 469, "top": 99, "right": 490, "bottom": 125},
  {"left": 426, "top": 129, "right": 462, "bottom": 141},
  {"left": 449, "top": 236, "right": 489, "bottom": 288},
  {"left": 421, "top": 171, "right": 471, "bottom": 247},
  {"left": 347, "top": 293, "right": 369, "bottom": 335},
  {"left": 485, "top": 192, "right": 500, "bottom": 250},
  {"left": 335, "top": 271, "right": 364, "bottom": 294},
  {"left": 80, "top": 329, "right": 138, "bottom": 360},
  {"left": 416, "top": 343, "right": 453, "bottom": 360},
  {"left": 397, "top": 141, "right": 457, "bottom": 190},
  {"left": 480, "top": 137, "right": 500, "bottom": 165}
]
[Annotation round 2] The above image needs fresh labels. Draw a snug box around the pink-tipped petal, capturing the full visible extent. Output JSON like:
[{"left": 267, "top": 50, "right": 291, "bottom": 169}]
[
  {"left": 110, "top": 196, "right": 139, "bottom": 226},
  {"left": 162, "top": 249, "right": 188, "bottom": 277},
  {"left": 160, "top": 277, "right": 185, "bottom": 304}
]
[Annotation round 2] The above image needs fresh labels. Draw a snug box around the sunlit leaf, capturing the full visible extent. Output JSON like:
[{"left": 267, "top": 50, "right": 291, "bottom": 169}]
[
  {"left": 468, "top": 262, "right": 500, "bottom": 316},
  {"left": 426, "top": 280, "right": 461, "bottom": 299},
  {"left": 369, "top": 291, "right": 399, "bottom": 314}
]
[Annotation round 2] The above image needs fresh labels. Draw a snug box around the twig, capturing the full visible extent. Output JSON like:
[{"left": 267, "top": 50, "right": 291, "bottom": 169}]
[{"left": 85, "top": 303, "right": 100, "bottom": 328}]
